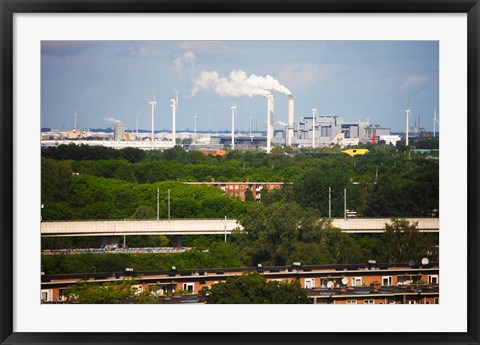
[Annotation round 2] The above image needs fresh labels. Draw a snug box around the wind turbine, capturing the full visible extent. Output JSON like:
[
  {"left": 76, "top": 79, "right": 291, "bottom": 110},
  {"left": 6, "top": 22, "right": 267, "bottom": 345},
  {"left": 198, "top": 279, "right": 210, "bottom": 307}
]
[
  {"left": 170, "top": 96, "right": 178, "bottom": 148},
  {"left": 230, "top": 105, "right": 237, "bottom": 150},
  {"left": 405, "top": 108, "right": 411, "bottom": 146},
  {"left": 433, "top": 108, "right": 439, "bottom": 137},
  {"left": 312, "top": 108, "right": 318, "bottom": 149},
  {"left": 149, "top": 92, "right": 156, "bottom": 150},
  {"left": 136, "top": 107, "right": 142, "bottom": 138},
  {"left": 73, "top": 111, "right": 78, "bottom": 131}
]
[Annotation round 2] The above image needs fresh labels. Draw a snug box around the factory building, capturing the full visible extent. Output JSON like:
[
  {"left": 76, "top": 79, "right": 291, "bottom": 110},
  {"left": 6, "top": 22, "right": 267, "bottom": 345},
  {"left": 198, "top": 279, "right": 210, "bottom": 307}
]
[{"left": 273, "top": 115, "right": 391, "bottom": 148}]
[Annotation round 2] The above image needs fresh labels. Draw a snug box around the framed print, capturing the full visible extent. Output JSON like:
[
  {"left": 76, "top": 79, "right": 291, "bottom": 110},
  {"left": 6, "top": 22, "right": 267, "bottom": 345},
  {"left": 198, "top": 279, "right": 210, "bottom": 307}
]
[{"left": 1, "top": 1, "right": 479, "bottom": 344}]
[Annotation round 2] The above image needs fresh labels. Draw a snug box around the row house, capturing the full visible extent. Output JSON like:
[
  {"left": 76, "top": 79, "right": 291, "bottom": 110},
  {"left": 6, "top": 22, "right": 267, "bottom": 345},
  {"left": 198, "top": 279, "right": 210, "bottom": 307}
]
[{"left": 41, "top": 262, "right": 439, "bottom": 304}]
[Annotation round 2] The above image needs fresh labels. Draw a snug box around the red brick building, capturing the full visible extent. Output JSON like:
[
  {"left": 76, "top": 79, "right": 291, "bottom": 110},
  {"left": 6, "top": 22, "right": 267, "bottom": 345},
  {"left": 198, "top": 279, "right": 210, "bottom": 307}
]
[{"left": 185, "top": 178, "right": 286, "bottom": 201}]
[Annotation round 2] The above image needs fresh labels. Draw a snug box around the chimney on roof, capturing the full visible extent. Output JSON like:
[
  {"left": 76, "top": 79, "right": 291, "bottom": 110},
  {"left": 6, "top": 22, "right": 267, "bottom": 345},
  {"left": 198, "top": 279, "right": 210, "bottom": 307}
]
[
  {"left": 246, "top": 178, "right": 250, "bottom": 182},
  {"left": 211, "top": 178, "right": 215, "bottom": 182}
]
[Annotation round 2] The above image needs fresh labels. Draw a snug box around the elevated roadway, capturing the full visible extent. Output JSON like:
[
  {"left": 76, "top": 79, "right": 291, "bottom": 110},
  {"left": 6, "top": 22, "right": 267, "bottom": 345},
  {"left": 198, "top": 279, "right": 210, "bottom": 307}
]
[{"left": 41, "top": 218, "right": 439, "bottom": 237}]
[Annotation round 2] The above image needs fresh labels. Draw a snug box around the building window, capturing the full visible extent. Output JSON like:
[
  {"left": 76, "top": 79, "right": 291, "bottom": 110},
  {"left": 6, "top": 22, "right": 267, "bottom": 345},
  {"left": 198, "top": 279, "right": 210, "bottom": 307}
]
[
  {"left": 364, "top": 299, "right": 375, "bottom": 304},
  {"left": 428, "top": 275, "right": 438, "bottom": 284},
  {"left": 398, "top": 275, "right": 422, "bottom": 285},
  {"left": 346, "top": 300, "right": 357, "bottom": 304},
  {"left": 434, "top": 298, "right": 439, "bottom": 304},
  {"left": 131, "top": 285, "right": 143, "bottom": 295},
  {"left": 320, "top": 278, "right": 328, "bottom": 288},
  {"left": 315, "top": 298, "right": 329, "bottom": 304},
  {"left": 41, "top": 289, "right": 52, "bottom": 302},
  {"left": 235, "top": 185, "right": 239, "bottom": 190},
  {"left": 183, "top": 283, "right": 194, "bottom": 292},
  {"left": 382, "top": 276, "right": 392, "bottom": 286},
  {"left": 351, "top": 277, "right": 362, "bottom": 286},
  {"left": 407, "top": 300, "right": 417, "bottom": 304},
  {"left": 304, "top": 278, "right": 315, "bottom": 289},
  {"left": 59, "top": 288, "right": 68, "bottom": 301}
]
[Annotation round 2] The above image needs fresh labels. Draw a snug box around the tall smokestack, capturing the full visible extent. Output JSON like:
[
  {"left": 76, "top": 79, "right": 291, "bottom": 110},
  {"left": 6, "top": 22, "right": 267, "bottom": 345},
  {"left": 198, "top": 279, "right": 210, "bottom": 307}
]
[
  {"left": 287, "top": 95, "right": 294, "bottom": 147},
  {"left": 266, "top": 94, "right": 274, "bottom": 153}
]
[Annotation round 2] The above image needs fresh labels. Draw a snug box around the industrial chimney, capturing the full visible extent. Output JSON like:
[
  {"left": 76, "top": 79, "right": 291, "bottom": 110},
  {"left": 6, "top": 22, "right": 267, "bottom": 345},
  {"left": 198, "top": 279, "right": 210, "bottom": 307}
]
[
  {"left": 287, "top": 95, "right": 294, "bottom": 146},
  {"left": 266, "top": 94, "right": 274, "bottom": 153}
]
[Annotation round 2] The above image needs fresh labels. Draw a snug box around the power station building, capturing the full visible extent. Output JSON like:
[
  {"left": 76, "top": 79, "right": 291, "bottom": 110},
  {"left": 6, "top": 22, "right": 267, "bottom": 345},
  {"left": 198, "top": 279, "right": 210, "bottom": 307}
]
[{"left": 273, "top": 115, "right": 391, "bottom": 148}]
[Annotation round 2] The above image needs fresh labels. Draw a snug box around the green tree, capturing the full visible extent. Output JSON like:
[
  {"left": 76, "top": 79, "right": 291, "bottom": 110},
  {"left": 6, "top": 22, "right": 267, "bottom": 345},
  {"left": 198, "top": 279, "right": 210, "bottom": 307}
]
[
  {"left": 132, "top": 205, "right": 156, "bottom": 220},
  {"left": 66, "top": 279, "right": 158, "bottom": 304},
  {"left": 202, "top": 273, "right": 311, "bottom": 304},
  {"left": 379, "top": 218, "right": 435, "bottom": 263}
]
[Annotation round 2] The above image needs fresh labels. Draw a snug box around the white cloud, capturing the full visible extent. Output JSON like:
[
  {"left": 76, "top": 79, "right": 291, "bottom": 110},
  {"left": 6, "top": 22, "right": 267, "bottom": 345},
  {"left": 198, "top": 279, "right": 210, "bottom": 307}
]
[
  {"left": 402, "top": 74, "right": 429, "bottom": 89},
  {"left": 173, "top": 51, "right": 196, "bottom": 73},
  {"left": 192, "top": 69, "right": 291, "bottom": 97}
]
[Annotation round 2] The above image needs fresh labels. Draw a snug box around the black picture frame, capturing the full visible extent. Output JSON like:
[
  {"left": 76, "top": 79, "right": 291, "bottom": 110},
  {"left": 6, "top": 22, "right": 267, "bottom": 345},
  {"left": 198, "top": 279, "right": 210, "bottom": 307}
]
[{"left": 1, "top": 1, "right": 479, "bottom": 344}]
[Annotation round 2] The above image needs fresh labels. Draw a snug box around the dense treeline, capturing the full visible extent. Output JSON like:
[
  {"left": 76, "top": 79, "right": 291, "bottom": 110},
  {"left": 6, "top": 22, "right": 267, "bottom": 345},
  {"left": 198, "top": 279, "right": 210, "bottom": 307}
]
[
  {"left": 41, "top": 172, "right": 249, "bottom": 220},
  {"left": 231, "top": 202, "right": 438, "bottom": 266},
  {"left": 41, "top": 144, "right": 439, "bottom": 274},
  {"left": 42, "top": 144, "right": 439, "bottom": 219},
  {"left": 42, "top": 242, "right": 244, "bottom": 274}
]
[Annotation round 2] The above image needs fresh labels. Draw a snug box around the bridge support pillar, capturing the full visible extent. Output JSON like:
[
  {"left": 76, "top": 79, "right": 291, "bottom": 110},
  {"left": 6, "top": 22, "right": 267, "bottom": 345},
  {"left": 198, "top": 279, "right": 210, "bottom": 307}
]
[{"left": 173, "top": 235, "right": 183, "bottom": 248}]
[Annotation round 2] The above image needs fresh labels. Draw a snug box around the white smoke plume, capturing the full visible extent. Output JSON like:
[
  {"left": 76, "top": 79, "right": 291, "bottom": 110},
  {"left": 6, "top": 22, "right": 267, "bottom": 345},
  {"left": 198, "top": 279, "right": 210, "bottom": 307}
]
[
  {"left": 275, "top": 121, "right": 288, "bottom": 126},
  {"left": 192, "top": 69, "right": 291, "bottom": 97},
  {"left": 103, "top": 116, "right": 122, "bottom": 124}
]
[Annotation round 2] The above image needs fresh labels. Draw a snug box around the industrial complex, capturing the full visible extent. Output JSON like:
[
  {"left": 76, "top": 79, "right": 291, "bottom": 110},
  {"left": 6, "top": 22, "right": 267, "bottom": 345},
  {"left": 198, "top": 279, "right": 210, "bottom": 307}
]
[{"left": 41, "top": 93, "right": 438, "bottom": 152}]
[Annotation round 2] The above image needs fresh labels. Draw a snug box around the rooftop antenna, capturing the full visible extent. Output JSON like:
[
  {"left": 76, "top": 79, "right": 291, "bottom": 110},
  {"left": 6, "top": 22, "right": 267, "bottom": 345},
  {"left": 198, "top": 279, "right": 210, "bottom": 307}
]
[
  {"left": 149, "top": 92, "right": 157, "bottom": 150},
  {"left": 194, "top": 112, "right": 197, "bottom": 134},
  {"left": 170, "top": 96, "right": 178, "bottom": 148},
  {"left": 73, "top": 111, "right": 78, "bottom": 131},
  {"left": 312, "top": 108, "right": 318, "bottom": 149},
  {"left": 405, "top": 108, "right": 411, "bottom": 146},
  {"left": 230, "top": 105, "right": 237, "bottom": 150},
  {"left": 433, "top": 108, "right": 439, "bottom": 137}
]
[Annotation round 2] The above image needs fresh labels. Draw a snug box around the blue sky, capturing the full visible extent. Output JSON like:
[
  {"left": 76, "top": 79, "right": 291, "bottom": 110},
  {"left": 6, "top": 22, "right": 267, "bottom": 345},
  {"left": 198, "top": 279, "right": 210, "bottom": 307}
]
[{"left": 41, "top": 40, "right": 438, "bottom": 133}]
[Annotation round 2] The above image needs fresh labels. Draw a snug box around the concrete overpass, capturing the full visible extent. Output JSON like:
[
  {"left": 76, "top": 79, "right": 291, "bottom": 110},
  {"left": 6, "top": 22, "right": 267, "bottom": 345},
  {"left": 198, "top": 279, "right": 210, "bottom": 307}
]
[{"left": 41, "top": 218, "right": 439, "bottom": 237}]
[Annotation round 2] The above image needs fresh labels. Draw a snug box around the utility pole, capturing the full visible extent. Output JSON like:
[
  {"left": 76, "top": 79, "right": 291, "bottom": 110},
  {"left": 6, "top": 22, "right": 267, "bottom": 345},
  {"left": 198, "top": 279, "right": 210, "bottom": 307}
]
[
  {"left": 156, "top": 188, "right": 159, "bottom": 221},
  {"left": 168, "top": 189, "right": 171, "bottom": 221},
  {"left": 328, "top": 187, "right": 331, "bottom": 219},
  {"left": 344, "top": 188, "right": 347, "bottom": 221},
  {"left": 224, "top": 215, "right": 227, "bottom": 242}
]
